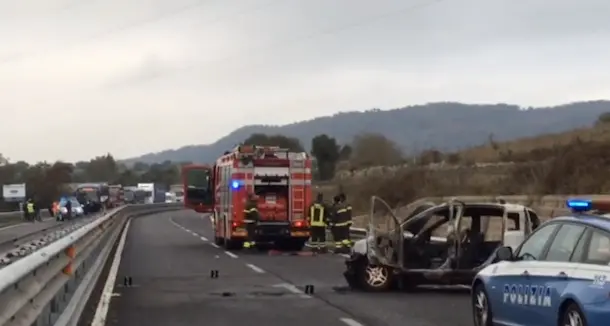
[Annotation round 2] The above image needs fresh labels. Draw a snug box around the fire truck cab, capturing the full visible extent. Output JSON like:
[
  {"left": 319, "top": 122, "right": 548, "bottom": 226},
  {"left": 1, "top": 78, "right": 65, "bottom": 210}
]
[{"left": 212, "top": 145, "right": 312, "bottom": 251}]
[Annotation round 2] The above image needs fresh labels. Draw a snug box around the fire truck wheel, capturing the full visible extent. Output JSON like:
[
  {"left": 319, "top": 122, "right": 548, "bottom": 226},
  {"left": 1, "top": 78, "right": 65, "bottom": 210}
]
[{"left": 214, "top": 236, "right": 224, "bottom": 246}]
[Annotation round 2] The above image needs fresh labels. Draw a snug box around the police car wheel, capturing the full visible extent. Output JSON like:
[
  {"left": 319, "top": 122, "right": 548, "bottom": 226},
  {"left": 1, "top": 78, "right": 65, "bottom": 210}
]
[
  {"left": 360, "top": 263, "right": 392, "bottom": 291},
  {"left": 472, "top": 284, "right": 492, "bottom": 326},
  {"left": 561, "top": 303, "right": 586, "bottom": 326}
]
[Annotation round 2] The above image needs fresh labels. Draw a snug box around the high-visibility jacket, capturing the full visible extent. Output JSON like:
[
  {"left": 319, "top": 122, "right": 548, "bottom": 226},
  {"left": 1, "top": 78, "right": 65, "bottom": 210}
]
[
  {"left": 26, "top": 202, "right": 35, "bottom": 213},
  {"left": 243, "top": 200, "right": 259, "bottom": 223},
  {"left": 308, "top": 202, "right": 327, "bottom": 227}
]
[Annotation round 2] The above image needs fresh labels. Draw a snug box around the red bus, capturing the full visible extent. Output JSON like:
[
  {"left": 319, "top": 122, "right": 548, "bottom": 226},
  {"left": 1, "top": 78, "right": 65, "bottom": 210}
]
[{"left": 181, "top": 164, "right": 214, "bottom": 213}]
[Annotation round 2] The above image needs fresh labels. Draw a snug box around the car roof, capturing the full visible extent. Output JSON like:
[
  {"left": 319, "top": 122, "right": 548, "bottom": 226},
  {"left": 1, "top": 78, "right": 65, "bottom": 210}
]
[{"left": 551, "top": 214, "right": 610, "bottom": 232}]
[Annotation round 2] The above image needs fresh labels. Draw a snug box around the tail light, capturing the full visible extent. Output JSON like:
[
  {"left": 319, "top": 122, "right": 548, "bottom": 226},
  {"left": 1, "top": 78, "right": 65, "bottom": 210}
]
[
  {"left": 293, "top": 220, "right": 307, "bottom": 228},
  {"left": 231, "top": 221, "right": 241, "bottom": 228}
]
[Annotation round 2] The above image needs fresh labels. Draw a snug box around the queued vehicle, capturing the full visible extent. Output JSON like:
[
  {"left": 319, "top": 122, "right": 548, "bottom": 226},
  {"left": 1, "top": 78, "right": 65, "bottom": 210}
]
[
  {"left": 181, "top": 164, "right": 214, "bottom": 213},
  {"left": 56, "top": 196, "right": 85, "bottom": 221},
  {"left": 75, "top": 183, "right": 108, "bottom": 213},
  {"left": 471, "top": 199, "right": 610, "bottom": 326},
  {"left": 343, "top": 197, "right": 541, "bottom": 291}
]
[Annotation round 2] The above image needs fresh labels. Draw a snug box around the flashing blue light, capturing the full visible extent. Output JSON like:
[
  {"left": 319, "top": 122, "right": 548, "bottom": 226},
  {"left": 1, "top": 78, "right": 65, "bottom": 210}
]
[
  {"left": 231, "top": 180, "right": 240, "bottom": 190},
  {"left": 567, "top": 199, "right": 592, "bottom": 212}
]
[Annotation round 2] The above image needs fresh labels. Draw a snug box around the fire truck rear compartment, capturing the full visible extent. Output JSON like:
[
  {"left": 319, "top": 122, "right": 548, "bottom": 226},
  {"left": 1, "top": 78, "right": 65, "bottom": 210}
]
[{"left": 252, "top": 184, "right": 309, "bottom": 250}]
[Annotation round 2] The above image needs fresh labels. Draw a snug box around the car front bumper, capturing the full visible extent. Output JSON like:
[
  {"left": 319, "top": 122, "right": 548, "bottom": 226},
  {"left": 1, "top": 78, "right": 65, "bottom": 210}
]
[{"left": 343, "top": 252, "right": 366, "bottom": 288}]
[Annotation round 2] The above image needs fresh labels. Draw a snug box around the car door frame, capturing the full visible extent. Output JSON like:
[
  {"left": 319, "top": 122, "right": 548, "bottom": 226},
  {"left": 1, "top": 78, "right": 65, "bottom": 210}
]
[
  {"left": 523, "top": 222, "right": 587, "bottom": 326},
  {"left": 367, "top": 196, "right": 403, "bottom": 268}
]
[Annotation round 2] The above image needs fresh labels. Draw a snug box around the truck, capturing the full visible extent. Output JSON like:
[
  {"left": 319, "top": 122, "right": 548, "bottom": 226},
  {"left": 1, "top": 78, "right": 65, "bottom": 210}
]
[
  {"left": 181, "top": 165, "right": 214, "bottom": 212},
  {"left": 212, "top": 145, "right": 312, "bottom": 251},
  {"left": 108, "top": 184, "right": 123, "bottom": 208},
  {"left": 169, "top": 184, "right": 184, "bottom": 202},
  {"left": 75, "top": 183, "right": 109, "bottom": 213},
  {"left": 136, "top": 183, "right": 155, "bottom": 204}
]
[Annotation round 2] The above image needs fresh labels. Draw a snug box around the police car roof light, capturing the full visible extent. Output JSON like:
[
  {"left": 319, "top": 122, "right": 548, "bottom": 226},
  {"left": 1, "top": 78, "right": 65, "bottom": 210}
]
[{"left": 566, "top": 199, "right": 592, "bottom": 212}]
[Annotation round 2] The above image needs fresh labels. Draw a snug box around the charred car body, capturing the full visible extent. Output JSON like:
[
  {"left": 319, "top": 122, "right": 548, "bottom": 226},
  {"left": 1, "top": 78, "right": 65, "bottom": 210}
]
[{"left": 344, "top": 197, "right": 541, "bottom": 291}]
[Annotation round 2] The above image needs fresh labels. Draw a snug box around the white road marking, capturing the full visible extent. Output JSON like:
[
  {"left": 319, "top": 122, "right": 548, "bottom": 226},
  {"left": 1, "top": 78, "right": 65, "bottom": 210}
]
[
  {"left": 339, "top": 318, "right": 365, "bottom": 326},
  {"left": 224, "top": 251, "right": 238, "bottom": 258},
  {"left": 211, "top": 243, "right": 220, "bottom": 248},
  {"left": 91, "top": 219, "right": 131, "bottom": 326},
  {"left": 273, "top": 283, "right": 311, "bottom": 299},
  {"left": 200, "top": 236, "right": 208, "bottom": 241},
  {"left": 245, "top": 263, "right": 265, "bottom": 273}
]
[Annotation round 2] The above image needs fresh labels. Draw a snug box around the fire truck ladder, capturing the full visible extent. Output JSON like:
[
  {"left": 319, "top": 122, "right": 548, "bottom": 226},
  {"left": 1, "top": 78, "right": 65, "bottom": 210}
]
[{"left": 289, "top": 154, "right": 307, "bottom": 221}]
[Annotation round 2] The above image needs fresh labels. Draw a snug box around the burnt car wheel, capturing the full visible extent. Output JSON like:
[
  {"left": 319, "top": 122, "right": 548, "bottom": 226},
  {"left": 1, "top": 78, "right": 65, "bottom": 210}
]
[
  {"left": 360, "top": 264, "right": 392, "bottom": 291},
  {"left": 472, "top": 283, "right": 493, "bottom": 326}
]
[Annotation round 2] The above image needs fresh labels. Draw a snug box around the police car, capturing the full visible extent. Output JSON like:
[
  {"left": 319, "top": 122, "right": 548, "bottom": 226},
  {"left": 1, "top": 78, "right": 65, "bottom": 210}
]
[{"left": 471, "top": 199, "right": 610, "bottom": 326}]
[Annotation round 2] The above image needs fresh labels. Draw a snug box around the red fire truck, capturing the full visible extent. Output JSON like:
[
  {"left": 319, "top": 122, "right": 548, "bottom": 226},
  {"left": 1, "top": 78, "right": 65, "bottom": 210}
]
[
  {"left": 181, "top": 164, "right": 214, "bottom": 213},
  {"left": 212, "top": 145, "right": 312, "bottom": 251}
]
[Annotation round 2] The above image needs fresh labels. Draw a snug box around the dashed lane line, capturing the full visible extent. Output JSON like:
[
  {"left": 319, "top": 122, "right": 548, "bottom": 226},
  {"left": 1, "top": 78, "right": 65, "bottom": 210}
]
[
  {"left": 245, "top": 263, "right": 265, "bottom": 273},
  {"left": 339, "top": 318, "right": 366, "bottom": 326},
  {"left": 224, "top": 251, "right": 239, "bottom": 258},
  {"left": 171, "top": 216, "right": 368, "bottom": 326}
]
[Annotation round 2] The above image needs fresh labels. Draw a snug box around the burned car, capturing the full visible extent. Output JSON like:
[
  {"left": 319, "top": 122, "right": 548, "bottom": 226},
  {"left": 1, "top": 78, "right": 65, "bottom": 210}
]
[{"left": 343, "top": 197, "right": 541, "bottom": 291}]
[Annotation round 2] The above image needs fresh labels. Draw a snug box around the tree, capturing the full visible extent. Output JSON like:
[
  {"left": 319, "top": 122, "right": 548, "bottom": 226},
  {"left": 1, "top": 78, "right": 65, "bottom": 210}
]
[
  {"left": 242, "top": 133, "right": 305, "bottom": 152},
  {"left": 311, "top": 134, "right": 340, "bottom": 181},
  {"left": 350, "top": 133, "right": 403, "bottom": 169},
  {"left": 597, "top": 112, "right": 610, "bottom": 125}
]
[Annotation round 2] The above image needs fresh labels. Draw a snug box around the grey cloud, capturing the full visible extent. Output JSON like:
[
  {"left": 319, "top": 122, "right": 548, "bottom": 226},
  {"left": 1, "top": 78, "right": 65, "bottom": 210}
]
[{"left": 1, "top": 0, "right": 610, "bottom": 162}]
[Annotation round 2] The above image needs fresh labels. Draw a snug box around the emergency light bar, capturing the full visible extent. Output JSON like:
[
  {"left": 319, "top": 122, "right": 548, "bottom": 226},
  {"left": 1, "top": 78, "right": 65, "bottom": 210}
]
[
  {"left": 567, "top": 199, "right": 592, "bottom": 212},
  {"left": 566, "top": 199, "right": 610, "bottom": 214}
]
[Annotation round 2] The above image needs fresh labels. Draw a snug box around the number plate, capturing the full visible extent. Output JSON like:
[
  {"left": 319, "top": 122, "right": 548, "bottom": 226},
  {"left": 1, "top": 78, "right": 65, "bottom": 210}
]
[{"left": 290, "top": 231, "right": 309, "bottom": 237}]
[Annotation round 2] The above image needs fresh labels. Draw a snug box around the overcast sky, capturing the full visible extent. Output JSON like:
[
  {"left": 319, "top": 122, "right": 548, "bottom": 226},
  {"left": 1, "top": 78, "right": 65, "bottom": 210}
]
[{"left": 1, "top": 0, "right": 609, "bottom": 163}]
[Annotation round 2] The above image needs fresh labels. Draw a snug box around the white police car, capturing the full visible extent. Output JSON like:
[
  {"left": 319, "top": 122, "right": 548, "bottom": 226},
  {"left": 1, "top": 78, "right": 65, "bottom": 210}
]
[{"left": 472, "top": 199, "right": 610, "bottom": 326}]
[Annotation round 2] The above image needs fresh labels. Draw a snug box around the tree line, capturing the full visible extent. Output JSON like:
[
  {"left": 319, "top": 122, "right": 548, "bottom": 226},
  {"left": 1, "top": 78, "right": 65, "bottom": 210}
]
[
  {"left": 0, "top": 131, "right": 452, "bottom": 210},
  {"left": 0, "top": 154, "right": 183, "bottom": 211},
  {"left": 242, "top": 132, "right": 412, "bottom": 181}
]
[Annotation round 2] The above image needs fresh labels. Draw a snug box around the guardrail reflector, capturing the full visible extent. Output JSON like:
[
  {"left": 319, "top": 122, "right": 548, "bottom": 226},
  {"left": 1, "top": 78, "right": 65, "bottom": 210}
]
[{"left": 63, "top": 245, "right": 76, "bottom": 275}]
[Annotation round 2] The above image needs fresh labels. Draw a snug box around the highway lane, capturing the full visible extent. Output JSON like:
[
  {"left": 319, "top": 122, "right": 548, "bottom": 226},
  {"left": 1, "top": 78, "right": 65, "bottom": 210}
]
[
  {"left": 99, "top": 210, "right": 364, "bottom": 326},
  {"left": 170, "top": 212, "right": 474, "bottom": 326},
  {"left": 0, "top": 218, "right": 59, "bottom": 242}
]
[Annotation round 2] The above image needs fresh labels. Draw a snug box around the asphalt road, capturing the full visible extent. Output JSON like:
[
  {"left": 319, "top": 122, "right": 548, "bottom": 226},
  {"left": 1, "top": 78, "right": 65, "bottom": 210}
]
[
  {"left": 100, "top": 210, "right": 474, "bottom": 326},
  {"left": 0, "top": 217, "right": 59, "bottom": 243}
]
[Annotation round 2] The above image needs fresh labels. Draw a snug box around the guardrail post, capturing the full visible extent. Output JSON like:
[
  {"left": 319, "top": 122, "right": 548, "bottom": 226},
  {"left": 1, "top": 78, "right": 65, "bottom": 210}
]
[{"left": 63, "top": 245, "right": 75, "bottom": 276}]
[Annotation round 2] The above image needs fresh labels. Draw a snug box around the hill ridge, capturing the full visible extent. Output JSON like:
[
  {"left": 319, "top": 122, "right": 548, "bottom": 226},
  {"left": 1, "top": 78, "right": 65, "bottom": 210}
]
[{"left": 124, "top": 100, "right": 610, "bottom": 164}]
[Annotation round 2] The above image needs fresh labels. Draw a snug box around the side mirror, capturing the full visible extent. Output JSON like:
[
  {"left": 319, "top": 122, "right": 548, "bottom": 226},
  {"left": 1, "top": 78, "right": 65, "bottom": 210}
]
[{"left": 496, "top": 246, "right": 513, "bottom": 261}]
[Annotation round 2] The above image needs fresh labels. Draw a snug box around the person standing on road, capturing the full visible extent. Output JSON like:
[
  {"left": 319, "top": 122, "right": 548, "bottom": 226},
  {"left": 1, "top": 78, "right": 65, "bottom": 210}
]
[
  {"left": 242, "top": 193, "right": 260, "bottom": 249},
  {"left": 65, "top": 199, "right": 72, "bottom": 221},
  {"left": 339, "top": 193, "right": 354, "bottom": 248},
  {"left": 330, "top": 195, "right": 349, "bottom": 253},
  {"left": 307, "top": 193, "right": 329, "bottom": 253},
  {"left": 25, "top": 198, "right": 35, "bottom": 223}
]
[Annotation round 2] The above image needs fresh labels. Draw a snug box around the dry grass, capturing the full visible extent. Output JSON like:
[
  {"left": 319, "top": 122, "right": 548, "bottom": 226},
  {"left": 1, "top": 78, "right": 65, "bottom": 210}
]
[
  {"left": 322, "top": 124, "right": 610, "bottom": 230},
  {"left": 457, "top": 124, "right": 610, "bottom": 163}
]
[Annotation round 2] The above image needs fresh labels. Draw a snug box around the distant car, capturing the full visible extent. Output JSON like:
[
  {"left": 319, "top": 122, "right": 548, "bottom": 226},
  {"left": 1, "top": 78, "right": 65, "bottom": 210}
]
[
  {"left": 472, "top": 199, "right": 610, "bottom": 326},
  {"left": 343, "top": 197, "right": 541, "bottom": 292},
  {"left": 57, "top": 197, "right": 84, "bottom": 220}
]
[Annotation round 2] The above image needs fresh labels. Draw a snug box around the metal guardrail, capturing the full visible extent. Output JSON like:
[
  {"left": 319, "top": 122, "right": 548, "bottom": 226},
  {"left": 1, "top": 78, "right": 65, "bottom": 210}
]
[{"left": 0, "top": 203, "right": 182, "bottom": 326}]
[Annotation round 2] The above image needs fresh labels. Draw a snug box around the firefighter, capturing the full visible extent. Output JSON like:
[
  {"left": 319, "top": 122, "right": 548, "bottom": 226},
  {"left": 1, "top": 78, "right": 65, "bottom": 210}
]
[
  {"left": 339, "top": 193, "right": 354, "bottom": 248},
  {"left": 329, "top": 195, "right": 348, "bottom": 253},
  {"left": 243, "top": 193, "right": 260, "bottom": 249},
  {"left": 307, "top": 193, "right": 328, "bottom": 253}
]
